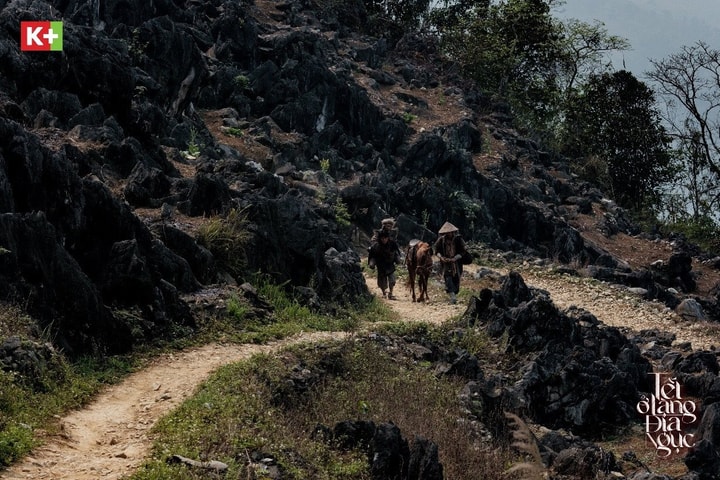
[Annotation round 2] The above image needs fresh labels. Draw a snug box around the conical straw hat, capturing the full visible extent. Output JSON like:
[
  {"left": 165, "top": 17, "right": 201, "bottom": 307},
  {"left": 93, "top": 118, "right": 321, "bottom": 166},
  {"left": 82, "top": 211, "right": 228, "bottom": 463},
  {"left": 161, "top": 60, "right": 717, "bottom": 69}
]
[{"left": 438, "top": 222, "right": 458, "bottom": 234}]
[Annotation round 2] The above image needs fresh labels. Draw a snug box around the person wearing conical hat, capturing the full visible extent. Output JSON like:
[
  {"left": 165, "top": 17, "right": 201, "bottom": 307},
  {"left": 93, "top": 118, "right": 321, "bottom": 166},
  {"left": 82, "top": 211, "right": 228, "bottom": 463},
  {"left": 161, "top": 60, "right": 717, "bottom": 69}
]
[{"left": 433, "top": 221, "right": 468, "bottom": 304}]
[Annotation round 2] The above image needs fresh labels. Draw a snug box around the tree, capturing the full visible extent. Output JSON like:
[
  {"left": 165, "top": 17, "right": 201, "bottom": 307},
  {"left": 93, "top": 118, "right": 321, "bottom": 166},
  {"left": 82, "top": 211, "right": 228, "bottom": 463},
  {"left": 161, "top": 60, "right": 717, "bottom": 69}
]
[
  {"left": 429, "top": 0, "right": 629, "bottom": 144},
  {"left": 647, "top": 41, "right": 720, "bottom": 218},
  {"left": 557, "top": 19, "right": 629, "bottom": 94},
  {"left": 432, "top": 0, "right": 565, "bottom": 127},
  {"left": 562, "top": 71, "right": 675, "bottom": 211},
  {"left": 364, "top": 0, "right": 433, "bottom": 35}
]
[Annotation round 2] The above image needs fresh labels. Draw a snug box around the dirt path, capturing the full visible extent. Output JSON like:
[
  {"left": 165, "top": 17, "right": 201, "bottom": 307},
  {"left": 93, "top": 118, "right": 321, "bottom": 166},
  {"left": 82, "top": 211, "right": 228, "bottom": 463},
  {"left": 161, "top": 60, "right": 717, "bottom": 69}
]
[
  {"left": 1, "top": 332, "right": 346, "bottom": 480},
  {"left": 513, "top": 267, "right": 717, "bottom": 351},
  {"left": 3, "top": 265, "right": 714, "bottom": 479},
  {"left": 365, "top": 271, "right": 468, "bottom": 324},
  {"left": 368, "top": 263, "right": 717, "bottom": 351}
]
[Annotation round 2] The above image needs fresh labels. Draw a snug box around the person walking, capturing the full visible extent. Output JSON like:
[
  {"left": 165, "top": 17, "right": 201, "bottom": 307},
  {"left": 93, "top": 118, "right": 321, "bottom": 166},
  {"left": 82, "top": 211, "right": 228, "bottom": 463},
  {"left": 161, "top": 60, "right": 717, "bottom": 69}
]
[
  {"left": 368, "top": 229, "right": 402, "bottom": 299},
  {"left": 433, "top": 222, "right": 468, "bottom": 304}
]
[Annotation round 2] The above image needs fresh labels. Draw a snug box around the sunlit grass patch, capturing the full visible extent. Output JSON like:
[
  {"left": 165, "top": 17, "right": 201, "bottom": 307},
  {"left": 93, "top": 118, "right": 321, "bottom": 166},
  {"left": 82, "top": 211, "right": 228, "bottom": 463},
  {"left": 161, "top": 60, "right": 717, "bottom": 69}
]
[
  {"left": 131, "top": 337, "right": 510, "bottom": 480},
  {"left": 196, "top": 276, "right": 397, "bottom": 345},
  {"left": 0, "top": 351, "right": 138, "bottom": 467}
]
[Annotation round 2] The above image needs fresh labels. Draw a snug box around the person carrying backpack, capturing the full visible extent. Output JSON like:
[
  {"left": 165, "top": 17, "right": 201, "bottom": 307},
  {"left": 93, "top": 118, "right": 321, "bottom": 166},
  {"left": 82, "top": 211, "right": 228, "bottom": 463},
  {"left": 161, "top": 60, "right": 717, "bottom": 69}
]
[{"left": 368, "top": 229, "right": 402, "bottom": 299}]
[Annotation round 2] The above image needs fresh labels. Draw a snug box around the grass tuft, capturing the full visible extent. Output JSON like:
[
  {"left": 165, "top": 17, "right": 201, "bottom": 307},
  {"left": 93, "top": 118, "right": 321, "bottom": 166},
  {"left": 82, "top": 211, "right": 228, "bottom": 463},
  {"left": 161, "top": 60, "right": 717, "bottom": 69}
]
[
  {"left": 196, "top": 208, "right": 251, "bottom": 280},
  {"left": 504, "top": 412, "right": 547, "bottom": 480}
]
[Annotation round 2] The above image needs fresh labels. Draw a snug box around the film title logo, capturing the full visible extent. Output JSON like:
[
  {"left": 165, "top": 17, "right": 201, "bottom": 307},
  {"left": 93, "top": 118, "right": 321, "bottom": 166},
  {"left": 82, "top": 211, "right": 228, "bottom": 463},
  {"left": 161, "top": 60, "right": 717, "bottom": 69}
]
[
  {"left": 21, "top": 21, "right": 63, "bottom": 51},
  {"left": 636, "top": 373, "right": 698, "bottom": 457}
]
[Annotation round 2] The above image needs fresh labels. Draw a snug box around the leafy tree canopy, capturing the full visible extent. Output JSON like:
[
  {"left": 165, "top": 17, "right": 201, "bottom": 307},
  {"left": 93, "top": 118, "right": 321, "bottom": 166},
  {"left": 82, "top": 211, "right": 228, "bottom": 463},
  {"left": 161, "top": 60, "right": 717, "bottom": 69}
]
[{"left": 562, "top": 70, "right": 676, "bottom": 210}]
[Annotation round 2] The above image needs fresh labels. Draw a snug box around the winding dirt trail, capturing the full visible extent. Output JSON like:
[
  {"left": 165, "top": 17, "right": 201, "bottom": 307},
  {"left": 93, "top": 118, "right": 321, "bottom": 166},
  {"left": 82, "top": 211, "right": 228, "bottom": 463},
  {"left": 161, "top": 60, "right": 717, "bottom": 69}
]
[
  {"left": 365, "top": 271, "right": 468, "bottom": 325},
  {"left": 1, "top": 332, "right": 346, "bottom": 480},
  {"left": 513, "top": 267, "right": 717, "bottom": 351},
  {"left": 2, "top": 264, "right": 713, "bottom": 479},
  {"left": 368, "top": 263, "right": 716, "bottom": 351}
]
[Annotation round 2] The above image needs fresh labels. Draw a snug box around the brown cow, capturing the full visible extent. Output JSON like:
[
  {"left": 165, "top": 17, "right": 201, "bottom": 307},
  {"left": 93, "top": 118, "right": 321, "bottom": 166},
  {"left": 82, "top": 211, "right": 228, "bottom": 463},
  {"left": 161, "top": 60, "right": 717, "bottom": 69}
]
[{"left": 405, "top": 240, "right": 433, "bottom": 302}]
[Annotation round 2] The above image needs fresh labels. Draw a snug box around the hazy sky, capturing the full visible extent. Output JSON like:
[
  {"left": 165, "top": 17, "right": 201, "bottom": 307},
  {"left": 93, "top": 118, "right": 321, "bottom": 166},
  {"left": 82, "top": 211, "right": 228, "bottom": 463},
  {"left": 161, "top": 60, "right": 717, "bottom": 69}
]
[{"left": 554, "top": 0, "right": 720, "bottom": 78}]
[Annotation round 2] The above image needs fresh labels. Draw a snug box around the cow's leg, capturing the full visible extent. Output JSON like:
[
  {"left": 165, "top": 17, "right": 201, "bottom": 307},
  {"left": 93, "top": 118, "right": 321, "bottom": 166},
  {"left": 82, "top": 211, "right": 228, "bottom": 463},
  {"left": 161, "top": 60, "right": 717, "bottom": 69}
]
[{"left": 411, "top": 273, "right": 416, "bottom": 302}]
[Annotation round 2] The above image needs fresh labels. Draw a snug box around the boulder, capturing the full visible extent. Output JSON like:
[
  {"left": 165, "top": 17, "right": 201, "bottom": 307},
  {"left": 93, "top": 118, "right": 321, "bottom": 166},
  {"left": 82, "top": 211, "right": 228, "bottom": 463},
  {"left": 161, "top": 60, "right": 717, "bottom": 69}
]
[
  {"left": 684, "top": 439, "right": 720, "bottom": 479},
  {"left": 676, "top": 298, "right": 707, "bottom": 322},
  {"left": 695, "top": 403, "right": 720, "bottom": 447},
  {"left": 0, "top": 336, "right": 63, "bottom": 391},
  {"left": 370, "top": 423, "right": 410, "bottom": 480},
  {"left": 0, "top": 212, "right": 132, "bottom": 355}
]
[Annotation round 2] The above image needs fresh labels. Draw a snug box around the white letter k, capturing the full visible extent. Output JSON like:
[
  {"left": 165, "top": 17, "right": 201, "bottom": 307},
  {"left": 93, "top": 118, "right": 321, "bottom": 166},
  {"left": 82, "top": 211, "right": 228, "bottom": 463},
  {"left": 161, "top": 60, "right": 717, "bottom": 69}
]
[{"left": 26, "top": 26, "right": 43, "bottom": 46}]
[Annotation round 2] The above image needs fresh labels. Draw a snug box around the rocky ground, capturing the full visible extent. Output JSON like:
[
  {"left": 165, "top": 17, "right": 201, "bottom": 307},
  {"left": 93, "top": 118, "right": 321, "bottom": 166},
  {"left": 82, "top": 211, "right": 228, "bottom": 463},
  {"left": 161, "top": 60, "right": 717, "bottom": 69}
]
[
  {"left": 4, "top": 260, "right": 717, "bottom": 479},
  {"left": 2, "top": 0, "right": 720, "bottom": 478}
]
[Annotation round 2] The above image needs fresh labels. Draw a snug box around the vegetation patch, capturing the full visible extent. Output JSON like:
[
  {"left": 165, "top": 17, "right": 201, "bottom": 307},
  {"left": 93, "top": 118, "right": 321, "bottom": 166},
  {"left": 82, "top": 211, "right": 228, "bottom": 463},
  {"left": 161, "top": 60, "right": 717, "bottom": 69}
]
[
  {"left": 192, "top": 276, "right": 393, "bottom": 345},
  {"left": 129, "top": 336, "right": 512, "bottom": 479},
  {"left": 196, "top": 208, "right": 251, "bottom": 280},
  {"left": 0, "top": 347, "right": 138, "bottom": 467}
]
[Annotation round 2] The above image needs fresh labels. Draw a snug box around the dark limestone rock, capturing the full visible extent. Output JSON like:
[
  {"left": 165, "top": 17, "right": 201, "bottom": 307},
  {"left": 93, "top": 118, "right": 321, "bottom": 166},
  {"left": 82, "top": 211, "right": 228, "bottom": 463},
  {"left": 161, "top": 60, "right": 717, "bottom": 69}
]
[
  {"left": 154, "top": 225, "right": 217, "bottom": 285},
  {"left": 0, "top": 212, "right": 132, "bottom": 356},
  {"left": 552, "top": 445, "right": 619, "bottom": 479},
  {"left": 180, "top": 173, "right": 231, "bottom": 217},
  {"left": 102, "top": 239, "right": 156, "bottom": 305},
  {"left": 695, "top": 402, "right": 720, "bottom": 447},
  {"left": 148, "top": 239, "right": 200, "bottom": 294},
  {"left": 320, "top": 247, "right": 369, "bottom": 303},
  {"left": 684, "top": 439, "right": 720, "bottom": 480},
  {"left": 21, "top": 88, "right": 82, "bottom": 128},
  {"left": 332, "top": 420, "right": 376, "bottom": 451},
  {"left": 0, "top": 336, "right": 63, "bottom": 391},
  {"left": 123, "top": 163, "right": 171, "bottom": 207},
  {"left": 500, "top": 271, "right": 533, "bottom": 307},
  {"left": 319, "top": 420, "right": 444, "bottom": 480},
  {"left": 370, "top": 423, "right": 410, "bottom": 480},
  {"left": 407, "top": 436, "right": 443, "bottom": 480}
]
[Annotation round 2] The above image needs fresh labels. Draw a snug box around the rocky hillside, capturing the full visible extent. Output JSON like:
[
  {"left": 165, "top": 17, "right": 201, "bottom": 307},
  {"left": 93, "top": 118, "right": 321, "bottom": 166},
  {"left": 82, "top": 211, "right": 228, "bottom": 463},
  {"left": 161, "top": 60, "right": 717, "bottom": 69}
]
[
  {"left": 3, "top": 0, "right": 720, "bottom": 478},
  {"left": 2, "top": 0, "right": 716, "bottom": 357}
]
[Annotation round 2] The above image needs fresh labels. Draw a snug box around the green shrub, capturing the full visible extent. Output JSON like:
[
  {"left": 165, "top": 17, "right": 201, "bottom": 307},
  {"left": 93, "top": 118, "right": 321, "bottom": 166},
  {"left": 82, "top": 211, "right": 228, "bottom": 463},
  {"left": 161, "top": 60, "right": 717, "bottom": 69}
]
[
  {"left": 234, "top": 74, "right": 250, "bottom": 89},
  {"left": 0, "top": 422, "right": 34, "bottom": 467},
  {"left": 226, "top": 295, "right": 250, "bottom": 324},
  {"left": 334, "top": 197, "right": 352, "bottom": 227},
  {"left": 184, "top": 127, "right": 202, "bottom": 158},
  {"left": 401, "top": 111, "right": 416, "bottom": 123},
  {"left": 224, "top": 126, "right": 244, "bottom": 137},
  {"left": 663, "top": 215, "right": 720, "bottom": 253}
]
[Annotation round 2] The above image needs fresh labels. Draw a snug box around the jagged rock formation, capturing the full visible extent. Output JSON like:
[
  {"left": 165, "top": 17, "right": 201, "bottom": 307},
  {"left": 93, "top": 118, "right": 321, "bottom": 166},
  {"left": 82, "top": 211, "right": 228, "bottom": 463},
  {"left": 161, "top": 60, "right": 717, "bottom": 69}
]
[
  {"left": 314, "top": 420, "right": 444, "bottom": 480},
  {"left": 2, "top": 0, "right": 718, "bottom": 356},
  {"left": 2, "top": 1, "right": 720, "bottom": 477}
]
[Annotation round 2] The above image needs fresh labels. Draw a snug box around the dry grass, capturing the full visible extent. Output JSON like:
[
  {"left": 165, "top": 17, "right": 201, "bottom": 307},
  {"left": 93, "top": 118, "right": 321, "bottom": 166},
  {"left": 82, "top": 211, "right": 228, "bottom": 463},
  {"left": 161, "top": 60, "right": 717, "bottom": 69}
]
[
  {"left": 567, "top": 209, "right": 720, "bottom": 296},
  {"left": 132, "top": 338, "right": 514, "bottom": 479},
  {"left": 195, "top": 208, "right": 251, "bottom": 279},
  {"left": 596, "top": 425, "right": 689, "bottom": 478},
  {"left": 352, "top": 69, "right": 472, "bottom": 140},
  {"left": 297, "top": 340, "right": 511, "bottom": 479},
  {"left": 0, "top": 303, "right": 37, "bottom": 340},
  {"left": 504, "top": 412, "right": 547, "bottom": 480},
  {"left": 201, "top": 109, "right": 306, "bottom": 170}
]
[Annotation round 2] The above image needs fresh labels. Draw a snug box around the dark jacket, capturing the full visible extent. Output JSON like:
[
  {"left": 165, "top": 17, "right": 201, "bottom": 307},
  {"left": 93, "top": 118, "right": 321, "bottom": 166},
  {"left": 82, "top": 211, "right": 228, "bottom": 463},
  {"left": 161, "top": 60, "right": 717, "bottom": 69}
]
[
  {"left": 433, "top": 234, "right": 467, "bottom": 276},
  {"left": 368, "top": 239, "right": 402, "bottom": 275}
]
